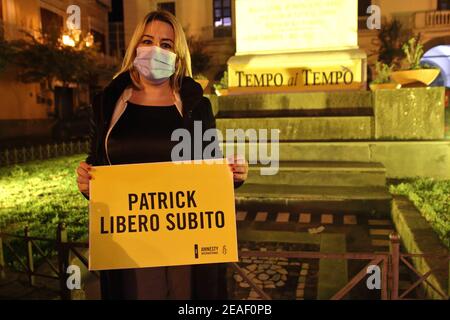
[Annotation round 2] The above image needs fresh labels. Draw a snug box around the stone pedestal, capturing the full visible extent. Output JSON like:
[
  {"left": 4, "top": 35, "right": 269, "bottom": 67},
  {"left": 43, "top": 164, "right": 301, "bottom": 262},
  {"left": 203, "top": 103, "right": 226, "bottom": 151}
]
[
  {"left": 227, "top": 49, "right": 367, "bottom": 94},
  {"left": 228, "top": 0, "right": 366, "bottom": 94}
]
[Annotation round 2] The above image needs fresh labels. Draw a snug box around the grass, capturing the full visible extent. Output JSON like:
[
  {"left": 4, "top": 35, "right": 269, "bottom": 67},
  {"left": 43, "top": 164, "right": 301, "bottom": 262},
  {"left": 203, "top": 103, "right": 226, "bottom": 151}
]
[
  {"left": 0, "top": 154, "right": 89, "bottom": 241},
  {"left": 389, "top": 178, "right": 450, "bottom": 249}
]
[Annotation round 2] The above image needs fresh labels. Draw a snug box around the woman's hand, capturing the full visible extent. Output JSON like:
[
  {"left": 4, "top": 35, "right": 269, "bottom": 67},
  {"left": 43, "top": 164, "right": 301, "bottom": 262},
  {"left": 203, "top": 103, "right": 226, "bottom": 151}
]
[
  {"left": 227, "top": 155, "right": 248, "bottom": 183},
  {"left": 76, "top": 161, "right": 93, "bottom": 197}
]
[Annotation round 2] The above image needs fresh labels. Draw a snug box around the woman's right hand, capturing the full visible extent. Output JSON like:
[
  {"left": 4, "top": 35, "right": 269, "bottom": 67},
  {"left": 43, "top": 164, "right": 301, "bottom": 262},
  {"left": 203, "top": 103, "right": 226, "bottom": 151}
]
[{"left": 76, "top": 161, "right": 92, "bottom": 197}]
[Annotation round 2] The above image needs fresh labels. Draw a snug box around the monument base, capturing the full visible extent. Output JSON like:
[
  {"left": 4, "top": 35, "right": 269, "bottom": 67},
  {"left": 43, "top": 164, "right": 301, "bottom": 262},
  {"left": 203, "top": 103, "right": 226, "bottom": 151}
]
[{"left": 227, "top": 49, "right": 367, "bottom": 94}]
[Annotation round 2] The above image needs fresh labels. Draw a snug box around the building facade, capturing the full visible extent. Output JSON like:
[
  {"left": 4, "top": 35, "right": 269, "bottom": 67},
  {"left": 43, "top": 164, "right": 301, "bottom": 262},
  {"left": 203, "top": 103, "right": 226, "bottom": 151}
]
[
  {"left": 0, "top": 0, "right": 112, "bottom": 145},
  {"left": 122, "top": 0, "right": 450, "bottom": 87}
]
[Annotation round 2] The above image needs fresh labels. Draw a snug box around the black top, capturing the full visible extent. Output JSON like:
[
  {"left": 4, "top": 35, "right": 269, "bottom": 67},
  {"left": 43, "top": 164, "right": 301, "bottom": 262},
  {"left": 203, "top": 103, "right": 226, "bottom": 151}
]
[
  {"left": 107, "top": 101, "right": 184, "bottom": 165},
  {"left": 84, "top": 74, "right": 240, "bottom": 300}
]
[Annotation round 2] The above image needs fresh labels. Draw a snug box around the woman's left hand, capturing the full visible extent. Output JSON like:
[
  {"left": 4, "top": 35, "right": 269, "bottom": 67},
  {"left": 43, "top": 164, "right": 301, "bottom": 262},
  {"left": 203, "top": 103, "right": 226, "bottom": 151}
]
[{"left": 228, "top": 155, "right": 248, "bottom": 183}]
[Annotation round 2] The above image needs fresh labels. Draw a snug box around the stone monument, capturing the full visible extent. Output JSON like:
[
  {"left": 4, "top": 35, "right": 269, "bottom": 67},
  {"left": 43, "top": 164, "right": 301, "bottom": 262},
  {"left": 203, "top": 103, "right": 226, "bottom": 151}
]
[{"left": 227, "top": 0, "right": 367, "bottom": 94}]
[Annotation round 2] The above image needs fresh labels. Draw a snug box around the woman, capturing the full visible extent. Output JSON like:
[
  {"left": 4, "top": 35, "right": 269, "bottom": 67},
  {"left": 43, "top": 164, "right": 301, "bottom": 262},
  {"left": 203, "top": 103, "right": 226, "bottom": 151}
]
[{"left": 76, "top": 10, "right": 248, "bottom": 300}]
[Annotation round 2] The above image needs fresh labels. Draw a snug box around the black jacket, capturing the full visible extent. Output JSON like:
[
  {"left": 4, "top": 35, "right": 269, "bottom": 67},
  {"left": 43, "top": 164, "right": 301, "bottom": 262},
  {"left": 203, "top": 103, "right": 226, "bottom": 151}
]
[{"left": 81, "top": 71, "right": 241, "bottom": 299}]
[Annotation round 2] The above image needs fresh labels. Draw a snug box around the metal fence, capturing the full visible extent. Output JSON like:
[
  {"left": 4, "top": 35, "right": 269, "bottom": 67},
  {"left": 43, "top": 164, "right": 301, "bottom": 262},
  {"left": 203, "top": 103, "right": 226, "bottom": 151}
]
[
  {"left": 0, "top": 226, "right": 448, "bottom": 300},
  {"left": 0, "top": 224, "right": 98, "bottom": 300},
  {"left": 0, "top": 140, "right": 90, "bottom": 167}
]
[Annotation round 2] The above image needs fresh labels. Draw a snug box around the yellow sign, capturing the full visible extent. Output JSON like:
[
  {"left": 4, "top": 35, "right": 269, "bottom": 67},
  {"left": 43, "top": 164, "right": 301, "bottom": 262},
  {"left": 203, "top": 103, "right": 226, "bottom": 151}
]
[
  {"left": 227, "top": 49, "right": 367, "bottom": 94},
  {"left": 88, "top": 160, "right": 238, "bottom": 271}
]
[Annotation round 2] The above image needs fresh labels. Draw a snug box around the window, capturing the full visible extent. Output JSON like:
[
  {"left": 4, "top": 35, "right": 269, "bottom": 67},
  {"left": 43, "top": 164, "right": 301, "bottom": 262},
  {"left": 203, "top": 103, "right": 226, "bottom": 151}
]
[
  {"left": 40, "top": 8, "right": 63, "bottom": 38},
  {"left": 109, "top": 22, "right": 125, "bottom": 58},
  {"left": 157, "top": 2, "right": 176, "bottom": 16},
  {"left": 438, "top": 0, "right": 450, "bottom": 10},
  {"left": 91, "top": 29, "right": 106, "bottom": 54},
  {"left": 213, "top": 0, "right": 232, "bottom": 38},
  {"left": 358, "top": 0, "right": 372, "bottom": 17}
]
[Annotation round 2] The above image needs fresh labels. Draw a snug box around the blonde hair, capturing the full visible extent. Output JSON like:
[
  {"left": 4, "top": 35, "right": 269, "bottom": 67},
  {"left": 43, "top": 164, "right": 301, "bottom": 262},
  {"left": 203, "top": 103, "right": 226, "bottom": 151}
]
[{"left": 114, "top": 10, "right": 192, "bottom": 92}]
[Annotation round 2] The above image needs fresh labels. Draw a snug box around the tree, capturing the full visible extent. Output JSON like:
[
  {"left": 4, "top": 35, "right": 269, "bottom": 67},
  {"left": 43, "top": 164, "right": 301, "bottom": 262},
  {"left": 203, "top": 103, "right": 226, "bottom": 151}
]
[
  {"left": 372, "top": 19, "right": 412, "bottom": 68},
  {"left": 187, "top": 35, "right": 211, "bottom": 76},
  {"left": 8, "top": 27, "right": 117, "bottom": 92}
]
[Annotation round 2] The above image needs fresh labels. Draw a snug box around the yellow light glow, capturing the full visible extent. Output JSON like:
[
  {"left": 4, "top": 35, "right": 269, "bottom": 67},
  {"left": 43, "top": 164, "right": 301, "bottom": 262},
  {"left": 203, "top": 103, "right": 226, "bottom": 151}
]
[
  {"left": 62, "top": 34, "right": 75, "bottom": 47},
  {"left": 85, "top": 33, "right": 94, "bottom": 47}
]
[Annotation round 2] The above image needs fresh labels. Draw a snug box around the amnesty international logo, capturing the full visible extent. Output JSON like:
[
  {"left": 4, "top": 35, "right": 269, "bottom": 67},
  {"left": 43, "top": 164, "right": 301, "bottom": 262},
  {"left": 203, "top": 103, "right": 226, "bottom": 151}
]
[{"left": 193, "top": 245, "right": 228, "bottom": 259}]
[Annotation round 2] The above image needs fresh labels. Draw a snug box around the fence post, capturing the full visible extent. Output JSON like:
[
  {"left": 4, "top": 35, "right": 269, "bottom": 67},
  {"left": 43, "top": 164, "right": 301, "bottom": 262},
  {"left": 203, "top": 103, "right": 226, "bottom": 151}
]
[
  {"left": 57, "top": 223, "right": 70, "bottom": 300},
  {"left": 24, "top": 226, "right": 35, "bottom": 286},
  {"left": 4, "top": 149, "right": 9, "bottom": 166},
  {"left": 21, "top": 147, "right": 26, "bottom": 163},
  {"left": 389, "top": 232, "right": 400, "bottom": 300},
  {"left": 13, "top": 148, "right": 18, "bottom": 165},
  {"left": 0, "top": 228, "right": 5, "bottom": 279}
]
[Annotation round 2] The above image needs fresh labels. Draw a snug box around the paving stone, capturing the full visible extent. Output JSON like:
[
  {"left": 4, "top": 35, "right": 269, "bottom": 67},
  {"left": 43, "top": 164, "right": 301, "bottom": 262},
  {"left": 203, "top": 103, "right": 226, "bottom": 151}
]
[
  {"left": 236, "top": 211, "right": 247, "bottom": 221},
  {"left": 276, "top": 212, "right": 290, "bottom": 223},
  {"left": 276, "top": 281, "right": 285, "bottom": 287},
  {"left": 343, "top": 215, "right": 357, "bottom": 225},
  {"left": 234, "top": 275, "right": 243, "bottom": 282},
  {"left": 321, "top": 214, "right": 334, "bottom": 224},
  {"left": 368, "top": 219, "right": 392, "bottom": 226},
  {"left": 271, "top": 265, "right": 281, "bottom": 270},
  {"left": 271, "top": 274, "right": 281, "bottom": 282},
  {"left": 258, "top": 273, "right": 270, "bottom": 281},
  {"left": 247, "top": 264, "right": 257, "bottom": 271},
  {"left": 255, "top": 211, "right": 268, "bottom": 222},
  {"left": 369, "top": 229, "right": 394, "bottom": 236},
  {"left": 299, "top": 213, "right": 311, "bottom": 224}
]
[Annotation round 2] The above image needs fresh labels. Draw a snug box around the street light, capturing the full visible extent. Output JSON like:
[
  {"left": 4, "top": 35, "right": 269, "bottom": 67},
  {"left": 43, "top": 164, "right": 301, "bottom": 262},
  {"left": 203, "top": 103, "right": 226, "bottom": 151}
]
[
  {"left": 61, "top": 29, "right": 94, "bottom": 49},
  {"left": 62, "top": 33, "right": 75, "bottom": 47}
]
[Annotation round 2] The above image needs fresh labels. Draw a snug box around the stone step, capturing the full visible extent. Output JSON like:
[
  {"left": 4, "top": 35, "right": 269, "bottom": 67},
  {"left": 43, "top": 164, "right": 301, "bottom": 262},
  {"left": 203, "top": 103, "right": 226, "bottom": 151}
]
[
  {"left": 218, "top": 141, "right": 450, "bottom": 180},
  {"left": 235, "top": 184, "right": 392, "bottom": 216},
  {"left": 213, "top": 91, "right": 372, "bottom": 113},
  {"left": 246, "top": 161, "right": 386, "bottom": 187},
  {"left": 216, "top": 116, "right": 373, "bottom": 141}
]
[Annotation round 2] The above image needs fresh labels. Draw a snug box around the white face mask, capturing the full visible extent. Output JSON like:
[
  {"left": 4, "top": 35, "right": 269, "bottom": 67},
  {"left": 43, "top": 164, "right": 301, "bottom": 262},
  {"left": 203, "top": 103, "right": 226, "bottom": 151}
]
[{"left": 133, "top": 46, "right": 177, "bottom": 84}]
